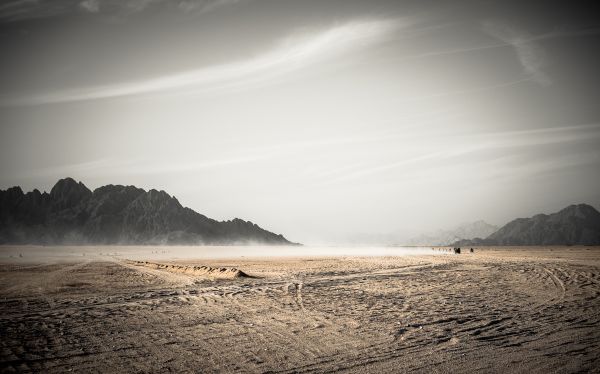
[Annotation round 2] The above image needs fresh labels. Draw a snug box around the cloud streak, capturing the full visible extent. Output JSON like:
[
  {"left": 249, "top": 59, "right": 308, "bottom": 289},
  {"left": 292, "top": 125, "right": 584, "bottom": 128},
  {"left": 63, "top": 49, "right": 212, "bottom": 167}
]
[
  {"left": 482, "top": 21, "right": 551, "bottom": 86},
  {"left": 2, "top": 19, "right": 403, "bottom": 106},
  {"left": 0, "top": 0, "right": 72, "bottom": 22},
  {"left": 79, "top": 0, "right": 99, "bottom": 12},
  {"left": 0, "top": 0, "right": 248, "bottom": 22},
  {"left": 323, "top": 123, "right": 600, "bottom": 184},
  {"left": 18, "top": 154, "right": 268, "bottom": 180},
  {"left": 176, "top": 0, "right": 246, "bottom": 14},
  {"left": 39, "top": 123, "right": 599, "bottom": 184}
]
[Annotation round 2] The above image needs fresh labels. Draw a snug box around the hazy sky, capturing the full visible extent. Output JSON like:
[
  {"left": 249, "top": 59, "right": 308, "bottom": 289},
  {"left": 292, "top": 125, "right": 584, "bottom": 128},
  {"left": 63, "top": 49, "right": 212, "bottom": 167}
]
[{"left": 1, "top": 0, "right": 600, "bottom": 244}]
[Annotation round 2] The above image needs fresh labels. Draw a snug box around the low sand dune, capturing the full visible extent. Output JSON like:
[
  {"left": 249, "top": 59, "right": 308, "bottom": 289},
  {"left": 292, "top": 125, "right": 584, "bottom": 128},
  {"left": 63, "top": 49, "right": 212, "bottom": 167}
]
[
  {"left": 0, "top": 246, "right": 599, "bottom": 373},
  {"left": 127, "top": 260, "right": 250, "bottom": 279}
]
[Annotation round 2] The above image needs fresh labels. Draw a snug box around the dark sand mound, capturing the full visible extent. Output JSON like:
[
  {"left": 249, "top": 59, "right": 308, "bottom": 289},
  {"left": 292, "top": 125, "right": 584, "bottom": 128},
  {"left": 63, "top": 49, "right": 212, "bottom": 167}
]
[{"left": 129, "top": 260, "right": 250, "bottom": 279}]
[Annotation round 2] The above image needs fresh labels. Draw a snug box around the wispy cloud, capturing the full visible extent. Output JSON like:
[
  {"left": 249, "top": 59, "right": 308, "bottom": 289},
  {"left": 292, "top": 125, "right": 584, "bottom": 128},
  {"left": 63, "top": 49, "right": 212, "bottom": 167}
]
[
  {"left": 482, "top": 21, "right": 551, "bottom": 86},
  {"left": 0, "top": 0, "right": 72, "bottom": 22},
  {"left": 0, "top": 0, "right": 247, "bottom": 22},
  {"left": 2, "top": 19, "right": 404, "bottom": 106},
  {"left": 79, "top": 0, "right": 99, "bottom": 13},
  {"left": 55, "top": 123, "right": 600, "bottom": 183},
  {"left": 176, "top": 0, "right": 246, "bottom": 14},
  {"left": 323, "top": 123, "right": 600, "bottom": 184},
  {"left": 387, "top": 24, "right": 600, "bottom": 70},
  {"left": 17, "top": 152, "right": 269, "bottom": 180}
]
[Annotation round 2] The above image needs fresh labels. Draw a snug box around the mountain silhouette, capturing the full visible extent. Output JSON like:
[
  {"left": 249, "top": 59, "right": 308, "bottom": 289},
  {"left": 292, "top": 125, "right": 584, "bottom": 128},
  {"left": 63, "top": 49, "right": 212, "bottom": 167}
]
[
  {"left": 0, "top": 178, "right": 296, "bottom": 245},
  {"left": 454, "top": 204, "right": 600, "bottom": 246}
]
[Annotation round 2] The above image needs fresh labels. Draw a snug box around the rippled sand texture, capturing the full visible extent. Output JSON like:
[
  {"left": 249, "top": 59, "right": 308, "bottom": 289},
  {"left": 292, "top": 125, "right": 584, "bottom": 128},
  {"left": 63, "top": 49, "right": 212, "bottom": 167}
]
[{"left": 1, "top": 247, "right": 599, "bottom": 373}]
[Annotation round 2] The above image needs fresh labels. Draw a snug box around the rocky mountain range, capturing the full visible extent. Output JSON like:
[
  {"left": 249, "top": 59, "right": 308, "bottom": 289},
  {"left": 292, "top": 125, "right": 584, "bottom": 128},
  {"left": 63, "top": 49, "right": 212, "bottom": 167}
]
[
  {"left": 455, "top": 204, "right": 600, "bottom": 246},
  {"left": 0, "top": 178, "right": 296, "bottom": 245},
  {"left": 405, "top": 220, "right": 499, "bottom": 246}
]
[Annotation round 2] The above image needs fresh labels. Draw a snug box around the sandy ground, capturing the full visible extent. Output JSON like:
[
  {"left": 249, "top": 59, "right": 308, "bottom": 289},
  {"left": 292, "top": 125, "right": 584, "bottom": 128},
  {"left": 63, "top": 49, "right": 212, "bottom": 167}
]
[{"left": 0, "top": 246, "right": 599, "bottom": 373}]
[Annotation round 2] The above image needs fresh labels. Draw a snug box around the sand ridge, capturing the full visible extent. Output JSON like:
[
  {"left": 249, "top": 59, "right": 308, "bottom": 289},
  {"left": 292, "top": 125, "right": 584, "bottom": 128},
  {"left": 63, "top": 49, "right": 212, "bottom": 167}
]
[{"left": 126, "top": 260, "right": 251, "bottom": 279}]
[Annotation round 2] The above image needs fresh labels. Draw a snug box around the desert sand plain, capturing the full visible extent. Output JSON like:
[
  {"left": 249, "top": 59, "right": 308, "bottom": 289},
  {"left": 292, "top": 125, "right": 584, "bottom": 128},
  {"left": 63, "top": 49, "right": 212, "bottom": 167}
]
[{"left": 0, "top": 246, "right": 599, "bottom": 373}]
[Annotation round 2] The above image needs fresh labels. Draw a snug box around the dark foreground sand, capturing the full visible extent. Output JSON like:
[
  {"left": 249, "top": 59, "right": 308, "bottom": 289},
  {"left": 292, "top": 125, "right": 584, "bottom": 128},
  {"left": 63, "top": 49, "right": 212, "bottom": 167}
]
[{"left": 1, "top": 246, "right": 599, "bottom": 373}]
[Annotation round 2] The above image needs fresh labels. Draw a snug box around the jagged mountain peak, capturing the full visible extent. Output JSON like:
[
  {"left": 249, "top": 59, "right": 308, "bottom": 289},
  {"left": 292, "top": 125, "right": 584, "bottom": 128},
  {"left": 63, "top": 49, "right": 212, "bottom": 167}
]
[
  {"left": 455, "top": 204, "right": 600, "bottom": 246},
  {"left": 556, "top": 203, "right": 599, "bottom": 219},
  {"left": 0, "top": 178, "right": 296, "bottom": 245},
  {"left": 50, "top": 177, "right": 90, "bottom": 196},
  {"left": 50, "top": 177, "right": 92, "bottom": 211}
]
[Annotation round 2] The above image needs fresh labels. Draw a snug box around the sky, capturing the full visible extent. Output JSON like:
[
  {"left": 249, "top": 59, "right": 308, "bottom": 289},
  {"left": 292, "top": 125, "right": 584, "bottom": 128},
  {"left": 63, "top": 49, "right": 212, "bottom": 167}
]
[{"left": 1, "top": 0, "right": 600, "bottom": 244}]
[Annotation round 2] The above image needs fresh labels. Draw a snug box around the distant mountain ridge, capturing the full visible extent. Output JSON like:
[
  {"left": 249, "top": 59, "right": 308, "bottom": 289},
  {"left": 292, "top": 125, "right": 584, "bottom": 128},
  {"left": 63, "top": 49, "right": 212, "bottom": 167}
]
[
  {"left": 0, "top": 178, "right": 296, "bottom": 245},
  {"left": 455, "top": 204, "right": 600, "bottom": 246},
  {"left": 406, "top": 220, "right": 499, "bottom": 246}
]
